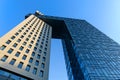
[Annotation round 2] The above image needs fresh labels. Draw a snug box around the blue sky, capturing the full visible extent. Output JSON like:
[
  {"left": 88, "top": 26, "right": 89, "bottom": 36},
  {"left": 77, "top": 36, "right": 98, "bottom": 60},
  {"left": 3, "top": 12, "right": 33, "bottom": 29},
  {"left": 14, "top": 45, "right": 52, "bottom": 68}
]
[{"left": 0, "top": 0, "right": 120, "bottom": 80}]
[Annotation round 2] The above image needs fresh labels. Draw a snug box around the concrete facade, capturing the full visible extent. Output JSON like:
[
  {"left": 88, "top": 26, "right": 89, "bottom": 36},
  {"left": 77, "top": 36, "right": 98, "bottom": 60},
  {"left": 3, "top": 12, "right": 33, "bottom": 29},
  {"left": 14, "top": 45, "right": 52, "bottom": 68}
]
[{"left": 0, "top": 14, "right": 52, "bottom": 80}]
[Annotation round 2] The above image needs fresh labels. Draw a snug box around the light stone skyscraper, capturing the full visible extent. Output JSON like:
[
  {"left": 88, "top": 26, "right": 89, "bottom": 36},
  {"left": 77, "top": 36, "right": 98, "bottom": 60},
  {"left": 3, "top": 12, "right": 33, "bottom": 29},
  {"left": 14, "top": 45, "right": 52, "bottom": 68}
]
[{"left": 0, "top": 14, "right": 52, "bottom": 80}]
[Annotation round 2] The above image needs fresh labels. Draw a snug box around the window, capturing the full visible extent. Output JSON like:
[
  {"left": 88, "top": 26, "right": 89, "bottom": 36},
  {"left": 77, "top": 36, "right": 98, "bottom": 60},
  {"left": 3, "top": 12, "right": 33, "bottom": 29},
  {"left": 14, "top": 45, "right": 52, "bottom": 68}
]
[
  {"left": 37, "top": 54, "right": 40, "bottom": 59},
  {"left": 1, "top": 55, "right": 8, "bottom": 62},
  {"left": 6, "top": 40, "right": 11, "bottom": 44},
  {"left": 35, "top": 60, "right": 39, "bottom": 66},
  {"left": 17, "top": 39, "right": 21, "bottom": 43},
  {"left": 23, "top": 32, "right": 26, "bottom": 35},
  {"left": 26, "top": 30, "right": 28, "bottom": 32},
  {"left": 15, "top": 32, "right": 19, "bottom": 36},
  {"left": 39, "top": 49, "right": 42, "bottom": 53},
  {"left": 37, "top": 40, "right": 39, "bottom": 42},
  {"left": 39, "top": 70, "right": 44, "bottom": 77},
  {"left": 36, "top": 43, "right": 38, "bottom": 46},
  {"left": 40, "top": 45, "right": 43, "bottom": 49},
  {"left": 31, "top": 52, "right": 35, "bottom": 57},
  {"left": 9, "top": 59, "right": 16, "bottom": 65},
  {"left": 33, "top": 68, "right": 37, "bottom": 75},
  {"left": 34, "top": 35, "right": 37, "bottom": 37},
  {"left": 26, "top": 38, "right": 29, "bottom": 41},
  {"left": 28, "top": 44, "right": 32, "bottom": 48},
  {"left": 11, "top": 36, "right": 15, "bottom": 40},
  {"left": 24, "top": 25, "right": 26, "bottom": 28},
  {"left": 0, "top": 45, "right": 6, "bottom": 50},
  {"left": 42, "top": 57, "right": 46, "bottom": 62},
  {"left": 34, "top": 47, "right": 37, "bottom": 51},
  {"left": 7, "top": 48, "right": 13, "bottom": 54},
  {"left": 22, "top": 42, "right": 27, "bottom": 46},
  {"left": 31, "top": 41, "right": 34, "bottom": 44},
  {"left": 33, "top": 37, "right": 35, "bottom": 40},
  {"left": 46, "top": 41, "right": 48, "bottom": 43},
  {"left": 28, "top": 35, "right": 31, "bottom": 38},
  {"left": 15, "top": 52, "right": 20, "bottom": 57},
  {"left": 41, "top": 42, "right": 44, "bottom": 44},
  {"left": 18, "top": 62, "right": 23, "bottom": 69},
  {"left": 18, "top": 30, "right": 22, "bottom": 32},
  {"left": 29, "top": 58, "right": 33, "bottom": 63},
  {"left": 21, "top": 27, "right": 24, "bottom": 30},
  {"left": 22, "top": 55, "right": 27, "bottom": 60},
  {"left": 41, "top": 63, "right": 45, "bottom": 69},
  {"left": 19, "top": 46, "right": 24, "bottom": 51},
  {"left": 20, "top": 35, "right": 24, "bottom": 39},
  {"left": 45, "top": 47, "right": 47, "bottom": 51},
  {"left": 25, "top": 65, "right": 31, "bottom": 72},
  {"left": 44, "top": 52, "right": 47, "bottom": 56},
  {"left": 25, "top": 49, "right": 30, "bottom": 53},
  {"left": 30, "top": 32, "right": 33, "bottom": 35},
  {"left": 12, "top": 43, "right": 18, "bottom": 48},
  {"left": 45, "top": 44, "right": 47, "bottom": 47}
]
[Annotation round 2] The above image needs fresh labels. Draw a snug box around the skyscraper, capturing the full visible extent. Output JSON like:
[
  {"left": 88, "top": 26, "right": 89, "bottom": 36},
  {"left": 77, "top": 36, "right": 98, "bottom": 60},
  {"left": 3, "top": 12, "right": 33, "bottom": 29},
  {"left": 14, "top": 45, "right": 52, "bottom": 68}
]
[
  {"left": 1, "top": 11, "right": 120, "bottom": 80},
  {"left": 0, "top": 13, "right": 52, "bottom": 80}
]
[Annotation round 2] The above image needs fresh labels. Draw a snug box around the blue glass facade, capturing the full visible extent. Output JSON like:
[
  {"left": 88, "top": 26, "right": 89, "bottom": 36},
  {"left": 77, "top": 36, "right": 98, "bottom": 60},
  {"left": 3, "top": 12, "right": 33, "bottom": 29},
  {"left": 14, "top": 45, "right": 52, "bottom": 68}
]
[
  {"left": 26, "top": 12, "right": 120, "bottom": 80},
  {"left": 0, "top": 69, "right": 27, "bottom": 80}
]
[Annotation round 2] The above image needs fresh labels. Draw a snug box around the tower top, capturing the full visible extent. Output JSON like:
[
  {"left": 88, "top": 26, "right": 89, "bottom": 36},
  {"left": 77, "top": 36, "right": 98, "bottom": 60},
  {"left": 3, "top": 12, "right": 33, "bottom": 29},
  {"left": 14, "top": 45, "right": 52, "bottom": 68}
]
[{"left": 35, "top": 10, "right": 43, "bottom": 15}]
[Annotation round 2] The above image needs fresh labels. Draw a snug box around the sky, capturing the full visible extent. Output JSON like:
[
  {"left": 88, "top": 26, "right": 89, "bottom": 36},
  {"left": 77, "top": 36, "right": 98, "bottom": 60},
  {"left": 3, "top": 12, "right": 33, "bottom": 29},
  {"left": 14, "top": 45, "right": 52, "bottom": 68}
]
[{"left": 0, "top": 0, "right": 120, "bottom": 80}]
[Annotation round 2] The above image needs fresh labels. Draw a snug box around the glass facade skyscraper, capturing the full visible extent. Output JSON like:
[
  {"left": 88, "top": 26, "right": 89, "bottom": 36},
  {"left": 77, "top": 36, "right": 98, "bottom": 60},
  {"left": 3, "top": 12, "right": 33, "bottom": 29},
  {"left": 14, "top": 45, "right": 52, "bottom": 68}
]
[{"left": 0, "top": 11, "right": 120, "bottom": 80}]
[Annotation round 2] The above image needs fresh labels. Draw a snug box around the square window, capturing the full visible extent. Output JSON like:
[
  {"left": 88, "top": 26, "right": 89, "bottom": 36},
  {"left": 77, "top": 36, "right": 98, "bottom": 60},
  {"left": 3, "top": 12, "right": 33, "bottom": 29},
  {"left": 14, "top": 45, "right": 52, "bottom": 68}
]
[
  {"left": 23, "top": 32, "right": 26, "bottom": 35},
  {"left": 31, "top": 41, "right": 34, "bottom": 44},
  {"left": 30, "top": 32, "right": 33, "bottom": 35},
  {"left": 7, "top": 48, "right": 13, "bottom": 54},
  {"left": 15, "top": 52, "right": 20, "bottom": 57},
  {"left": 33, "top": 37, "right": 35, "bottom": 40},
  {"left": 36, "top": 43, "right": 38, "bottom": 46},
  {"left": 29, "top": 58, "right": 33, "bottom": 63},
  {"left": 28, "top": 44, "right": 32, "bottom": 48},
  {"left": 31, "top": 52, "right": 35, "bottom": 57},
  {"left": 18, "top": 62, "right": 23, "bottom": 69},
  {"left": 45, "top": 47, "right": 47, "bottom": 51},
  {"left": 24, "top": 25, "right": 26, "bottom": 28},
  {"left": 41, "top": 63, "right": 45, "bottom": 69},
  {"left": 22, "top": 42, "right": 27, "bottom": 46},
  {"left": 21, "top": 27, "right": 24, "bottom": 30},
  {"left": 42, "top": 57, "right": 46, "bottom": 62},
  {"left": 6, "top": 40, "right": 11, "bottom": 44},
  {"left": 26, "top": 30, "right": 28, "bottom": 32},
  {"left": 39, "top": 70, "right": 44, "bottom": 77},
  {"left": 37, "top": 54, "right": 40, "bottom": 59},
  {"left": 0, "top": 45, "right": 6, "bottom": 50},
  {"left": 15, "top": 32, "right": 19, "bottom": 36},
  {"left": 26, "top": 38, "right": 29, "bottom": 41},
  {"left": 12, "top": 43, "right": 18, "bottom": 48},
  {"left": 22, "top": 55, "right": 27, "bottom": 60},
  {"left": 17, "top": 39, "right": 21, "bottom": 43},
  {"left": 19, "top": 46, "right": 24, "bottom": 51},
  {"left": 1, "top": 55, "right": 8, "bottom": 62},
  {"left": 35, "top": 60, "right": 39, "bottom": 66},
  {"left": 40, "top": 45, "right": 43, "bottom": 49},
  {"left": 28, "top": 35, "right": 31, "bottom": 38},
  {"left": 34, "top": 47, "right": 37, "bottom": 51},
  {"left": 9, "top": 59, "right": 16, "bottom": 65},
  {"left": 33, "top": 68, "right": 37, "bottom": 75},
  {"left": 44, "top": 52, "right": 47, "bottom": 56},
  {"left": 25, "top": 49, "right": 30, "bottom": 53},
  {"left": 18, "top": 30, "right": 22, "bottom": 32},
  {"left": 20, "top": 35, "right": 24, "bottom": 39},
  {"left": 25, "top": 65, "right": 31, "bottom": 72},
  {"left": 11, "top": 36, "right": 15, "bottom": 40}
]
